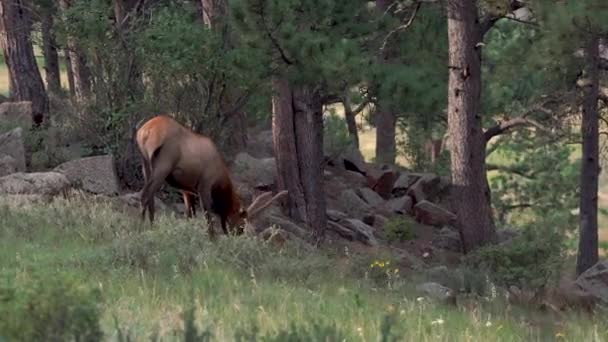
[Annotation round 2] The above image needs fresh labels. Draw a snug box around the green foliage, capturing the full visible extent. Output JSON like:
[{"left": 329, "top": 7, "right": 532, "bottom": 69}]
[
  {"left": 464, "top": 226, "right": 567, "bottom": 291},
  {"left": 383, "top": 216, "right": 418, "bottom": 243},
  {"left": 323, "top": 111, "right": 354, "bottom": 159},
  {"left": 0, "top": 272, "right": 103, "bottom": 341}
]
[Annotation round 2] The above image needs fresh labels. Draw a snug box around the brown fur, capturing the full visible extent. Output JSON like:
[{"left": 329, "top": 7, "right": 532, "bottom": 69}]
[{"left": 135, "top": 115, "right": 285, "bottom": 235}]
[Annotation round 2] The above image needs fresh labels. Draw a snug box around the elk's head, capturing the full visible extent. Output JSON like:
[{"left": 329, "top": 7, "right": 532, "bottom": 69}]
[{"left": 228, "top": 190, "right": 288, "bottom": 234}]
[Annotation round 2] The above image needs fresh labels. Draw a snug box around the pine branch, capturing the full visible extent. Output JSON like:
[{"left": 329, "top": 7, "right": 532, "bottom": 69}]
[
  {"left": 484, "top": 102, "right": 553, "bottom": 142},
  {"left": 379, "top": 1, "right": 421, "bottom": 55},
  {"left": 486, "top": 164, "right": 534, "bottom": 179}
]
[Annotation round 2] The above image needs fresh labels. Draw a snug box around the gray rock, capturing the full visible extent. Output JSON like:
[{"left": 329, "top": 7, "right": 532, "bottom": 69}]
[
  {"left": 0, "top": 101, "right": 32, "bottom": 127},
  {"left": 119, "top": 191, "right": 168, "bottom": 212},
  {"left": 416, "top": 282, "right": 456, "bottom": 304},
  {"left": 386, "top": 195, "right": 413, "bottom": 214},
  {"left": 575, "top": 260, "right": 608, "bottom": 304},
  {"left": 0, "top": 127, "right": 26, "bottom": 173},
  {"left": 407, "top": 173, "right": 441, "bottom": 203},
  {"left": 54, "top": 155, "right": 120, "bottom": 195},
  {"left": 0, "top": 155, "right": 18, "bottom": 177},
  {"left": 413, "top": 200, "right": 457, "bottom": 227},
  {"left": 337, "top": 189, "right": 372, "bottom": 219},
  {"left": 356, "top": 187, "right": 385, "bottom": 207},
  {"left": 340, "top": 218, "right": 377, "bottom": 246},
  {"left": 327, "top": 209, "right": 348, "bottom": 222},
  {"left": 432, "top": 226, "right": 462, "bottom": 253},
  {"left": 0, "top": 172, "right": 71, "bottom": 195},
  {"left": 233, "top": 152, "right": 276, "bottom": 188},
  {"left": 393, "top": 173, "right": 419, "bottom": 192}
]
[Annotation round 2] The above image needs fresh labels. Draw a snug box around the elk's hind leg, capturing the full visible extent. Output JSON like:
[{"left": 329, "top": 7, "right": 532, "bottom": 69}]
[
  {"left": 140, "top": 150, "right": 176, "bottom": 223},
  {"left": 139, "top": 155, "right": 153, "bottom": 221},
  {"left": 182, "top": 191, "right": 197, "bottom": 218}
]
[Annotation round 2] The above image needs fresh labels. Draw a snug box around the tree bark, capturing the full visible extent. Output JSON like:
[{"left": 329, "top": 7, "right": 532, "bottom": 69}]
[
  {"left": 374, "top": 0, "right": 397, "bottom": 165},
  {"left": 64, "top": 48, "right": 75, "bottom": 97},
  {"left": 447, "top": 0, "right": 496, "bottom": 252},
  {"left": 59, "top": 0, "right": 91, "bottom": 101},
  {"left": 0, "top": 0, "right": 50, "bottom": 126},
  {"left": 343, "top": 97, "right": 359, "bottom": 149},
  {"left": 272, "top": 77, "right": 327, "bottom": 244},
  {"left": 41, "top": 6, "right": 61, "bottom": 94},
  {"left": 576, "top": 35, "right": 600, "bottom": 276}
]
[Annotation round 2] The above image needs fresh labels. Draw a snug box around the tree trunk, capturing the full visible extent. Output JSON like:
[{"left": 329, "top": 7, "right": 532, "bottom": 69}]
[
  {"left": 41, "top": 7, "right": 61, "bottom": 94},
  {"left": 113, "top": 0, "right": 145, "bottom": 102},
  {"left": 59, "top": 0, "right": 91, "bottom": 101},
  {"left": 0, "top": 0, "right": 50, "bottom": 126},
  {"left": 447, "top": 0, "right": 496, "bottom": 252},
  {"left": 374, "top": 0, "right": 397, "bottom": 165},
  {"left": 577, "top": 35, "right": 600, "bottom": 276},
  {"left": 343, "top": 97, "right": 359, "bottom": 149},
  {"left": 64, "top": 48, "right": 75, "bottom": 97},
  {"left": 272, "top": 77, "right": 327, "bottom": 244}
]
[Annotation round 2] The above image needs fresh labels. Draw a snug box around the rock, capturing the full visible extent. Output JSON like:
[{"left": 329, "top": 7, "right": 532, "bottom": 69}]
[
  {"left": 406, "top": 173, "right": 441, "bottom": 203},
  {"left": 432, "top": 226, "right": 462, "bottom": 253},
  {"left": 393, "top": 173, "right": 419, "bottom": 194},
  {"left": 0, "top": 101, "right": 32, "bottom": 127},
  {"left": 0, "top": 127, "right": 26, "bottom": 173},
  {"left": 575, "top": 260, "right": 608, "bottom": 304},
  {"left": 340, "top": 218, "right": 377, "bottom": 246},
  {"left": 260, "top": 227, "right": 290, "bottom": 249},
  {"left": 413, "top": 200, "right": 457, "bottom": 227},
  {"left": 386, "top": 195, "right": 413, "bottom": 215},
  {"left": 258, "top": 214, "right": 308, "bottom": 240},
  {"left": 233, "top": 152, "right": 276, "bottom": 188},
  {"left": 118, "top": 192, "right": 166, "bottom": 214},
  {"left": 246, "top": 129, "right": 274, "bottom": 158},
  {"left": 54, "top": 155, "right": 120, "bottom": 195},
  {"left": 339, "top": 146, "right": 367, "bottom": 175},
  {"left": 327, "top": 209, "right": 347, "bottom": 222},
  {"left": 0, "top": 155, "right": 18, "bottom": 177},
  {"left": 372, "top": 214, "right": 388, "bottom": 229},
  {"left": 416, "top": 282, "right": 456, "bottom": 304},
  {"left": 0, "top": 172, "right": 71, "bottom": 195},
  {"left": 338, "top": 189, "right": 372, "bottom": 219},
  {"left": 371, "top": 169, "right": 398, "bottom": 199},
  {"left": 356, "top": 187, "right": 385, "bottom": 207}
]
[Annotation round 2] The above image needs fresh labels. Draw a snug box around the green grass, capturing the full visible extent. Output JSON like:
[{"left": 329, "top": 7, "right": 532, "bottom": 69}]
[{"left": 1, "top": 194, "right": 607, "bottom": 341}]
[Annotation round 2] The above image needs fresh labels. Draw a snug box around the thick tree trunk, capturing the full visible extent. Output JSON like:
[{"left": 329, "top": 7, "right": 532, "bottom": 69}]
[
  {"left": 41, "top": 8, "right": 61, "bottom": 94},
  {"left": 577, "top": 35, "right": 600, "bottom": 276},
  {"left": 0, "top": 0, "right": 50, "bottom": 126},
  {"left": 447, "top": 0, "right": 496, "bottom": 252},
  {"left": 59, "top": 0, "right": 91, "bottom": 101},
  {"left": 374, "top": 0, "right": 397, "bottom": 165},
  {"left": 272, "top": 77, "right": 327, "bottom": 244}
]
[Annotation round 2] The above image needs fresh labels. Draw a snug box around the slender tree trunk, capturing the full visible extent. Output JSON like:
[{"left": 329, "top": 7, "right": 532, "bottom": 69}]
[
  {"left": 2, "top": 46, "right": 14, "bottom": 98},
  {"left": 447, "top": 0, "right": 496, "bottom": 252},
  {"left": 577, "top": 35, "right": 600, "bottom": 276},
  {"left": 64, "top": 48, "right": 75, "bottom": 97},
  {"left": 41, "top": 8, "right": 61, "bottom": 94},
  {"left": 343, "top": 97, "right": 359, "bottom": 148},
  {"left": 374, "top": 0, "right": 397, "bottom": 165},
  {"left": 59, "top": 0, "right": 91, "bottom": 101},
  {"left": 0, "top": 0, "right": 50, "bottom": 126},
  {"left": 272, "top": 77, "right": 327, "bottom": 244}
]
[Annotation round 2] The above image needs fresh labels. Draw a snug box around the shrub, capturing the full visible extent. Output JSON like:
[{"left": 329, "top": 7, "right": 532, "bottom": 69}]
[
  {"left": 383, "top": 216, "right": 418, "bottom": 242},
  {"left": 464, "top": 226, "right": 567, "bottom": 292},
  {"left": 0, "top": 272, "right": 103, "bottom": 341}
]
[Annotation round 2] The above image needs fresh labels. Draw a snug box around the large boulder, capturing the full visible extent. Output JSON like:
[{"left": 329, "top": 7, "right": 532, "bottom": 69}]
[
  {"left": 339, "top": 218, "right": 378, "bottom": 246},
  {"left": 118, "top": 191, "right": 168, "bottom": 212},
  {"left": 370, "top": 169, "right": 398, "bottom": 199},
  {"left": 0, "top": 172, "right": 71, "bottom": 196},
  {"left": 406, "top": 173, "right": 442, "bottom": 203},
  {"left": 0, "top": 127, "right": 26, "bottom": 173},
  {"left": 575, "top": 260, "right": 608, "bottom": 304},
  {"left": 413, "top": 200, "right": 457, "bottom": 227},
  {"left": 0, "top": 155, "right": 19, "bottom": 177},
  {"left": 392, "top": 173, "right": 419, "bottom": 196},
  {"left": 386, "top": 195, "right": 413, "bottom": 215},
  {"left": 0, "top": 101, "right": 32, "bottom": 127},
  {"left": 356, "top": 187, "right": 385, "bottom": 208},
  {"left": 232, "top": 152, "right": 276, "bottom": 188},
  {"left": 54, "top": 155, "right": 120, "bottom": 195},
  {"left": 416, "top": 282, "right": 456, "bottom": 305},
  {"left": 337, "top": 189, "right": 372, "bottom": 219}
]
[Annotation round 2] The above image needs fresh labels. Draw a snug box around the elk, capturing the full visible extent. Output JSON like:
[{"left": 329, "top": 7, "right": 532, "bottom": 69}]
[{"left": 135, "top": 114, "right": 286, "bottom": 235}]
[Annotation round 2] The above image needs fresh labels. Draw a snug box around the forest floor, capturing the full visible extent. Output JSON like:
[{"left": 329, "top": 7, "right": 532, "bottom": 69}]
[{"left": 1, "top": 195, "right": 607, "bottom": 341}]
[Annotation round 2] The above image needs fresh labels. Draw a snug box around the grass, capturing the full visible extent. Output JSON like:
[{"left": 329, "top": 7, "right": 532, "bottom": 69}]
[{"left": 1, "top": 194, "right": 608, "bottom": 341}]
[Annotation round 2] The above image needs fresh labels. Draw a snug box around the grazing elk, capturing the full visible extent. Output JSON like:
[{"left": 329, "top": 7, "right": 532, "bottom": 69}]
[{"left": 135, "top": 114, "right": 286, "bottom": 235}]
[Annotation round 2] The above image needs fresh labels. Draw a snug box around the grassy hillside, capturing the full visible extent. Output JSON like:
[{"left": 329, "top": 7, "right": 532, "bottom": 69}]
[{"left": 1, "top": 195, "right": 606, "bottom": 341}]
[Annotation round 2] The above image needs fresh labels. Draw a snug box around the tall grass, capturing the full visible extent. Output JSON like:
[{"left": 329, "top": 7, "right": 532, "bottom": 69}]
[{"left": 1, "top": 194, "right": 607, "bottom": 341}]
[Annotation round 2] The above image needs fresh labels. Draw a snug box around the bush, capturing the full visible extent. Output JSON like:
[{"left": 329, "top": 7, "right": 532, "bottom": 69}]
[
  {"left": 0, "top": 272, "right": 103, "bottom": 341},
  {"left": 383, "top": 216, "right": 418, "bottom": 242},
  {"left": 464, "top": 226, "right": 567, "bottom": 292}
]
